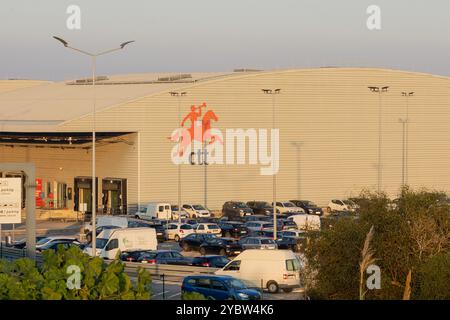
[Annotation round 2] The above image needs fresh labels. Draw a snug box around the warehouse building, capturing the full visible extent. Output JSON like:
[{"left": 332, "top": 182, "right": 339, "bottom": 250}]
[{"left": 1, "top": 68, "right": 450, "bottom": 215}]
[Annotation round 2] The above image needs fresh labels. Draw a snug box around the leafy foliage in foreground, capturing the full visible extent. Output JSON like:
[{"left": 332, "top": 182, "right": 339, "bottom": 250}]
[
  {"left": 0, "top": 246, "right": 152, "bottom": 300},
  {"left": 303, "top": 187, "right": 449, "bottom": 300},
  {"left": 181, "top": 291, "right": 208, "bottom": 300}
]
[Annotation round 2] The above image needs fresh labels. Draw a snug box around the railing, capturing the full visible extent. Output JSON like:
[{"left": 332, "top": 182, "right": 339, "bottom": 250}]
[{"left": 0, "top": 245, "right": 218, "bottom": 282}]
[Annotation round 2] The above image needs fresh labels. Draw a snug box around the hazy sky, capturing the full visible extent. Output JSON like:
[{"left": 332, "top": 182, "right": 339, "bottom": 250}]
[{"left": 1, "top": 0, "right": 450, "bottom": 81}]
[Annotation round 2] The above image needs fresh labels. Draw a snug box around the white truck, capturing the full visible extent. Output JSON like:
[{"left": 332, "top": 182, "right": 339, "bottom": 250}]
[
  {"left": 287, "top": 214, "right": 321, "bottom": 231},
  {"left": 134, "top": 202, "right": 172, "bottom": 220},
  {"left": 83, "top": 228, "right": 157, "bottom": 259}
]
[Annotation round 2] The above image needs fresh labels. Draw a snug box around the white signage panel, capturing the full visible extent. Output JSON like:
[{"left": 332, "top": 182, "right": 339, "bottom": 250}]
[{"left": 0, "top": 178, "right": 22, "bottom": 224}]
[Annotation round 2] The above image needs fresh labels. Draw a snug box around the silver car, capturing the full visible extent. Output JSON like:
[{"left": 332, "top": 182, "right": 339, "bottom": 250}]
[{"left": 239, "top": 237, "right": 278, "bottom": 250}]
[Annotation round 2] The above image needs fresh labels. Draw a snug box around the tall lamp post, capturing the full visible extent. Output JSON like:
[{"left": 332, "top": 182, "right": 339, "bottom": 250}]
[
  {"left": 368, "top": 86, "right": 389, "bottom": 192},
  {"left": 401, "top": 92, "right": 414, "bottom": 185},
  {"left": 262, "top": 88, "right": 281, "bottom": 240},
  {"left": 53, "top": 36, "right": 134, "bottom": 256},
  {"left": 169, "top": 91, "right": 187, "bottom": 223}
]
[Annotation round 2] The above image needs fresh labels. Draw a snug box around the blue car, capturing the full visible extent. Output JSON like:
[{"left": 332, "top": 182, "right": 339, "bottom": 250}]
[{"left": 182, "top": 275, "right": 261, "bottom": 300}]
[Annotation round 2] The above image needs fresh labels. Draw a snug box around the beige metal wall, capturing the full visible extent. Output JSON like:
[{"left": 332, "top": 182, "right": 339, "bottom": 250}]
[{"left": 19, "top": 68, "right": 450, "bottom": 209}]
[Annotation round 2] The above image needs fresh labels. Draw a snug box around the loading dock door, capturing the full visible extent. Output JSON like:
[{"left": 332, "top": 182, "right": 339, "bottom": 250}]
[
  {"left": 102, "top": 178, "right": 127, "bottom": 215},
  {"left": 74, "top": 177, "right": 98, "bottom": 215}
]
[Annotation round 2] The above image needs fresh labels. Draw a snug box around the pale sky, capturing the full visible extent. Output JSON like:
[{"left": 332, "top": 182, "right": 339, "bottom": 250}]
[{"left": 1, "top": 0, "right": 450, "bottom": 80}]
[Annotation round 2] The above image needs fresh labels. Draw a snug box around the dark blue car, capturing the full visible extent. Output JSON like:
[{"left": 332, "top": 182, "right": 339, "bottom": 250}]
[{"left": 182, "top": 275, "right": 261, "bottom": 300}]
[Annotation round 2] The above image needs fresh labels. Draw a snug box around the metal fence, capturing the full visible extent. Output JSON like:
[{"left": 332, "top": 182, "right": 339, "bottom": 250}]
[{"left": 0, "top": 245, "right": 217, "bottom": 282}]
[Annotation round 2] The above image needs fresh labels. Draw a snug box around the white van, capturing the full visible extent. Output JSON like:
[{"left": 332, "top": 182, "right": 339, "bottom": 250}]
[
  {"left": 288, "top": 214, "right": 321, "bottom": 231},
  {"left": 215, "top": 249, "right": 301, "bottom": 293},
  {"left": 83, "top": 228, "right": 157, "bottom": 259},
  {"left": 135, "top": 203, "right": 172, "bottom": 220},
  {"left": 83, "top": 215, "right": 128, "bottom": 233}
]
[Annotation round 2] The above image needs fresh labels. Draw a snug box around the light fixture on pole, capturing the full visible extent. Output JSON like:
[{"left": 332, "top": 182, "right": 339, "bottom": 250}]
[
  {"left": 53, "top": 36, "right": 134, "bottom": 257},
  {"left": 368, "top": 86, "right": 389, "bottom": 193},
  {"left": 262, "top": 88, "right": 281, "bottom": 240},
  {"left": 401, "top": 91, "right": 414, "bottom": 186},
  {"left": 170, "top": 91, "right": 187, "bottom": 223}
]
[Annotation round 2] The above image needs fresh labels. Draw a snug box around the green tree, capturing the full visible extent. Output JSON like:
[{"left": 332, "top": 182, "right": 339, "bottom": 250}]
[
  {"left": 303, "top": 188, "right": 449, "bottom": 300},
  {"left": 0, "top": 246, "right": 152, "bottom": 300}
]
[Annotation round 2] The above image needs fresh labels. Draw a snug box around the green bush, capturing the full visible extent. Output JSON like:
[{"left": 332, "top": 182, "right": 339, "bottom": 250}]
[
  {"left": 414, "top": 252, "right": 450, "bottom": 300},
  {"left": 181, "top": 291, "right": 208, "bottom": 300},
  {"left": 0, "top": 245, "right": 152, "bottom": 300}
]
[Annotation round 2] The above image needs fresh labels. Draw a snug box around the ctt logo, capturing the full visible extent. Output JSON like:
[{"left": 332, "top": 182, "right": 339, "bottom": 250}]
[{"left": 169, "top": 103, "right": 279, "bottom": 175}]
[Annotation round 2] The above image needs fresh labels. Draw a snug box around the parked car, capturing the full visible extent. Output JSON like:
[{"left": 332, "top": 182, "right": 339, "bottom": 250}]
[
  {"left": 197, "top": 217, "right": 220, "bottom": 224},
  {"left": 239, "top": 237, "right": 278, "bottom": 250},
  {"left": 182, "top": 204, "right": 211, "bottom": 218},
  {"left": 199, "top": 237, "right": 243, "bottom": 256},
  {"left": 120, "top": 250, "right": 192, "bottom": 265},
  {"left": 182, "top": 275, "right": 262, "bottom": 300},
  {"left": 195, "top": 223, "right": 222, "bottom": 237},
  {"left": 222, "top": 201, "right": 254, "bottom": 219},
  {"left": 36, "top": 239, "right": 82, "bottom": 252},
  {"left": 287, "top": 214, "right": 321, "bottom": 231},
  {"left": 273, "top": 202, "right": 304, "bottom": 214},
  {"left": 216, "top": 249, "right": 301, "bottom": 293},
  {"left": 9, "top": 236, "right": 47, "bottom": 249},
  {"left": 170, "top": 205, "right": 189, "bottom": 220},
  {"left": 243, "top": 215, "right": 272, "bottom": 223},
  {"left": 181, "top": 218, "right": 199, "bottom": 226},
  {"left": 282, "top": 230, "right": 307, "bottom": 238},
  {"left": 261, "top": 230, "right": 283, "bottom": 239},
  {"left": 246, "top": 201, "right": 274, "bottom": 215},
  {"left": 278, "top": 219, "right": 298, "bottom": 231},
  {"left": 191, "top": 255, "right": 231, "bottom": 268},
  {"left": 149, "top": 224, "right": 166, "bottom": 242},
  {"left": 326, "top": 199, "right": 358, "bottom": 213},
  {"left": 275, "top": 237, "right": 304, "bottom": 252},
  {"left": 244, "top": 221, "right": 274, "bottom": 232},
  {"left": 289, "top": 200, "right": 323, "bottom": 216},
  {"left": 218, "top": 221, "right": 248, "bottom": 238},
  {"left": 179, "top": 233, "right": 218, "bottom": 252},
  {"left": 35, "top": 236, "right": 79, "bottom": 250},
  {"left": 165, "top": 223, "right": 195, "bottom": 241}
]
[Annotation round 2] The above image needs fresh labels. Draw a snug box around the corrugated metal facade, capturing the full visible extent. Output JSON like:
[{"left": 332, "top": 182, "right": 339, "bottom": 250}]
[{"left": 2, "top": 68, "right": 450, "bottom": 210}]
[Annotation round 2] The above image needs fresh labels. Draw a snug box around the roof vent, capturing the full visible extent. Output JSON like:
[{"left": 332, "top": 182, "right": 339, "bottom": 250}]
[{"left": 157, "top": 74, "right": 192, "bottom": 82}]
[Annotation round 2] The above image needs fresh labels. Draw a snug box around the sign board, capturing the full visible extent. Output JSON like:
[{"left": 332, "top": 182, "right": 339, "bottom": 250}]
[
  {"left": 0, "top": 178, "right": 22, "bottom": 224},
  {"left": 35, "top": 178, "right": 43, "bottom": 208}
]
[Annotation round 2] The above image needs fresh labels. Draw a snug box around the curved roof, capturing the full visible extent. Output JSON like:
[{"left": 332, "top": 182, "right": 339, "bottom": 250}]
[{"left": 1, "top": 68, "right": 449, "bottom": 132}]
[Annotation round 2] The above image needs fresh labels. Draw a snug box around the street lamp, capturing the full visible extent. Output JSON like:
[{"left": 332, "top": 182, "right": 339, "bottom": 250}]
[
  {"left": 401, "top": 92, "right": 414, "bottom": 185},
  {"left": 262, "top": 88, "right": 281, "bottom": 240},
  {"left": 368, "top": 86, "right": 389, "bottom": 192},
  {"left": 53, "top": 36, "right": 134, "bottom": 257},
  {"left": 169, "top": 91, "right": 187, "bottom": 223}
]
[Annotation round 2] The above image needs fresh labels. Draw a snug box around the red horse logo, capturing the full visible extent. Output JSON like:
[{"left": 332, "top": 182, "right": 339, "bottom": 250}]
[{"left": 169, "top": 102, "right": 223, "bottom": 157}]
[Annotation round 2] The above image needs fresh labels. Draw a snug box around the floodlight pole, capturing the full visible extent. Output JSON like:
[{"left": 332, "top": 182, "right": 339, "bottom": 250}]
[
  {"left": 170, "top": 91, "right": 187, "bottom": 223},
  {"left": 53, "top": 37, "right": 134, "bottom": 257},
  {"left": 262, "top": 88, "right": 281, "bottom": 240},
  {"left": 402, "top": 92, "right": 414, "bottom": 185}
]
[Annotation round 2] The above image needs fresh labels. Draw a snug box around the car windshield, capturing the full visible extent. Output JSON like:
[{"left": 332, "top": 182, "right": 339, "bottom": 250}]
[
  {"left": 304, "top": 201, "right": 316, "bottom": 206},
  {"left": 343, "top": 200, "right": 354, "bottom": 205},
  {"left": 180, "top": 224, "right": 193, "bottom": 230},
  {"left": 226, "top": 278, "right": 247, "bottom": 290},
  {"left": 263, "top": 223, "right": 274, "bottom": 228},
  {"left": 36, "top": 237, "right": 51, "bottom": 245},
  {"left": 235, "top": 202, "right": 248, "bottom": 208},
  {"left": 193, "top": 205, "right": 206, "bottom": 210},
  {"left": 95, "top": 238, "right": 109, "bottom": 249},
  {"left": 261, "top": 239, "right": 275, "bottom": 244},
  {"left": 208, "top": 224, "right": 219, "bottom": 229},
  {"left": 140, "top": 252, "right": 158, "bottom": 259},
  {"left": 286, "top": 258, "right": 301, "bottom": 271},
  {"left": 283, "top": 202, "right": 295, "bottom": 207}
]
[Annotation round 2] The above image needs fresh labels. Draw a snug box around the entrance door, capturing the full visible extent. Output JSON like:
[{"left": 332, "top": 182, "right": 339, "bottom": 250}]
[
  {"left": 102, "top": 178, "right": 127, "bottom": 215},
  {"left": 74, "top": 177, "right": 98, "bottom": 215}
]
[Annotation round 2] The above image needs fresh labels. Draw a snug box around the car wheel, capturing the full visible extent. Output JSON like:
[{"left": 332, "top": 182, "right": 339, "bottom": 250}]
[
  {"left": 182, "top": 243, "right": 190, "bottom": 251},
  {"left": 135, "top": 215, "right": 140, "bottom": 219},
  {"left": 192, "top": 214, "right": 196, "bottom": 218},
  {"left": 282, "top": 288, "right": 293, "bottom": 293},
  {"left": 200, "top": 247, "right": 206, "bottom": 255},
  {"left": 267, "top": 281, "right": 279, "bottom": 294},
  {"left": 174, "top": 235, "right": 180, "bottom": 242},
  {"left": 219, "top": 249, "right": 226, "bottom": 256},
  {"left": 225, "top": 232, "right": 232, "bottom": 238},
  {"left": 326, "top": 207, "right": 331, "bottom": 213}
]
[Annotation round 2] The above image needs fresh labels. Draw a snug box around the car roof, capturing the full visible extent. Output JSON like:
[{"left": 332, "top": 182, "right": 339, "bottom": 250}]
[
  {"left": 185, "top": 275, "right": 233, "bottom": 280},
  {"left": 41, "top": 236, "right": 77, "bottom": 240}
]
